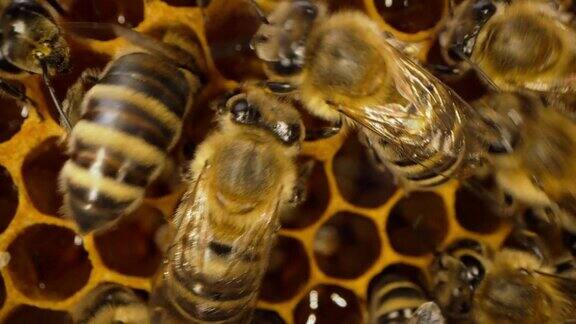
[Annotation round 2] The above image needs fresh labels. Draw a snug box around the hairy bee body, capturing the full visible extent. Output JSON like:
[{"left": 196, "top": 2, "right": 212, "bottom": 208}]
[
  {"left": 474, "top": 92, "right": 576, "bottom": 233},
  {"left": 60, "top": 33, "right": 203, "bottom": 233},
  {"left": 252, "top": 2, "right": 483, "bottom": 191},
  {"left": 151, "top": 88, "right": 302, "bottom": 323},
  {"left": 443, "top": 0, "right": 576, "bottom": 93},
  {"left": 0, "top": 0, "right": 69, "bottom": 77},
  {"left": 72, "top": 283, "right": 149, "bottom": 324},
  {"left": 430, "top": 239, "right": 492, "bottom": 320},
  {"left": 369, "top": 275, "right": 429, "bottom": 324},
  {"left": 473, "top": 249, "right": 576, "bottom": 324}
]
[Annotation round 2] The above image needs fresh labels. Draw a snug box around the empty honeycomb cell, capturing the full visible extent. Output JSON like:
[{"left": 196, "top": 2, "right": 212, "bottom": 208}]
[
  {"left": 367, "top": 263, "right": 426, "bottom": 300},
  {"left": 205, "top": 0, "right": 266, "bottom": 81},
  {"left": 250, "top": 308, "right": 286, "bottom": 324},
  {"left": 314, "top": 212, "right": 380, "bottom": 279},
  {"left": 455, "top": 185, "right": 502, "bottom": 234},
  {"left": 0, "top": 165, "right": 18, "bottom": 234},
  {"left": 21, "top": 136, "right": 66, "bottom": 217},
  {"left": 374, "top": 0, "right": 445, "bottom": 34},
  {"left": 7, "top": 224, "right": 91, "bottom": 300},
  {"left": 280, "top": 158, "right": 329, "bottom": 229},
  {"left": 260, "top": 236, "right": 310, "bottom": 303},
  {"left": 4, "top": 305, "right": 73, "bottom": 324},
  {"left": 387, "top": 192, "right": 448, "bottom": 256},
  {"left": 0, "top": 94, "right": 24, "bottom": 143},
  {"left": 46, "top": 41, "right": 110, "bottom": 123},
  {"left": 333, "top": 133, "right": 397, "bottom": 208},
  {"left": 93, "top": 205, "right": 166, "bottom": 277},
  {"left": 293, "top": 284, "right": 363, "bottom": 324},
  {"left": 64, "top": 0, "right": 144, "bottom": 40}
]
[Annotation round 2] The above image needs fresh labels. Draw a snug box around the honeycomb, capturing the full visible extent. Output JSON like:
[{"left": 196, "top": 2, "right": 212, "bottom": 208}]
[{"left": 0, "top": 0, "right": 512, "bottom": 323}]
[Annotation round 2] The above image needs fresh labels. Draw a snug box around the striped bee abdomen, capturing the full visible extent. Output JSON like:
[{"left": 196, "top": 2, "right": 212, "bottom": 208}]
[
  {"left": 362, "top": 118, "right": 467, "bottom": 189},
  {"left": 61, "top": 52, "right": 201, "bottom": 233},
  {"left": 369, "top": 275, "right": 429, "bottom": 324},
  {"left": 158, "top": 232, "right": 267, "bottom": 323}
]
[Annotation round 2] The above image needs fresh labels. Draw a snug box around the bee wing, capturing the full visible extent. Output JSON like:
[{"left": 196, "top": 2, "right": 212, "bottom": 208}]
[
  {"left": 169, "top": 163, "right": 280, "bottom": 314},
  {"left": 337, "top": 41, "right": 488, "bottom": 182},
  {"left": 407, "top": 302, "right": 446, "bottom": 324}
]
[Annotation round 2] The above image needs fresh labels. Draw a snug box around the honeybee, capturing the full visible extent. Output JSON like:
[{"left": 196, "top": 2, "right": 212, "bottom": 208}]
[
  {"left": 369, "top": 274, "right": 435, "bottom": 324},
  {"left": 429, "top": 239, "right": 493, "bottom": 320},
  {"left": 473, "top": 91, "right": 576, "bottom": 233},
  {"left": 150, "top": 86, "right": 303, "bottom": 323},
  {"left": 59, "top": 25, "right": 205, "bottom": 232},
  {"left": 0, "top": 0, "right": 70, "bottom": 119},
  {"left": 251, "top": 0, "right": 489, "bottom": 190},
  {"left": 473, "top": 248, "right": 576, "bottom": 323},
  {"left": 441, "top": 0, "right": 576, "bottom": 94},
  {"left": 72, "top": 283, "right": 150, "bottom": 324}
]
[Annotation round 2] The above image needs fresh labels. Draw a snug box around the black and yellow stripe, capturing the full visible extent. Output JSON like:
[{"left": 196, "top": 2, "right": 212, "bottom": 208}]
[
  {"left": 369, "top": 275, "right": 428, "bottom": 324},
  {"left": 61, "top": 52, "right": 201, "bottom": 232},
  {"left": 159, "top": 230, "right": 267, "bottom": 322}
]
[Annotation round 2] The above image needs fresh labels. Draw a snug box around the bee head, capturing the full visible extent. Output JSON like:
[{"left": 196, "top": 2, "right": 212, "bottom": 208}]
[
  {"left": 224, "top": 88, "right": 303, "bottom": 145},
  {"left": 442, "top": 0, "right": 500, "bottom": 63},
  {"left": 1, "top": 2, "right": 70, "bottom": 75},
  {"left": 250, "top": 0, "right": 325, "bottom": 77}
]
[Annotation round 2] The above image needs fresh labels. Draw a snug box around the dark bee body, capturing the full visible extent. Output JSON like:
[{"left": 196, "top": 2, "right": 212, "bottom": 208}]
[
  {"left": 369, "top": 274, "right": 429, "bottom": 324},
  {"left": 430, "top": 239, "right": 492, "bottom": 320},
  {"left": 73, "top": 283, "right": 149, "bottom": 324},
  {"left": 60, "top": 35, "right": 203, "bottom": 232}
]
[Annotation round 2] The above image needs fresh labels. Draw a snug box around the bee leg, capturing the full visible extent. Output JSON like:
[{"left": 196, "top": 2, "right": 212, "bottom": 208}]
[
  {"left": 288, "top": 160, "right": 316, "bottom": 206},
  {"left": 0, "top": 78, "right": 40, "bottom": 119},
  {"left": 62, "top": 68, "right": 101, "bottom": 132}
]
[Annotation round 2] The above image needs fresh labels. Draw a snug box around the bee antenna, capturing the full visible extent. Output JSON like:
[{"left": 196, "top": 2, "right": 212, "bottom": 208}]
[
  {"left": 247, "top": 0, "right": 270, "bottom": 24},
  {"left": 38, "top": 57, "right": 72, "bottom": 131}
]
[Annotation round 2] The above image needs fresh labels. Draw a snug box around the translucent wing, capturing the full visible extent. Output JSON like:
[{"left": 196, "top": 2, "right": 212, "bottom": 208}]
[
  {"left": 336, "top": 39, "right": 489, "bottom": 183},
  {"left": 337, "top": 39, "right": 474, "bottom": 145},
  {"left": 408, "top": 302, "right": 446, "bottom": 324},
  {"left": 167, "top": 162, "right": 281, "bottom": 319}
]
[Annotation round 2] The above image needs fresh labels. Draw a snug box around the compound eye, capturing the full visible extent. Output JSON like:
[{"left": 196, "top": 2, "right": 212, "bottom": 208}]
[
  {"left": 274, "top": 122, "right": 301, "bottom": 144},
  {"left": 231, "top": 98, "right": 260, "bottom": 124},
  {"left": 473, "top": 0, "right": 496, "bottom": 21}
]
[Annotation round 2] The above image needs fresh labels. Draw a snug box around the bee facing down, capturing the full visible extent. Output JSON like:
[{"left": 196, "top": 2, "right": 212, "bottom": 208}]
[
  {"left": 72, "top": 283, "right": 149, "bottom": 324},
  {"left": 59, "top": 26, "right": 205, "bottom": 233},
  {"left": 251, "top": 0, "right": 489, "bottom": 190},
  {"left": 441, "top": 0, "right": 576, "bottom": 94},
  {"left": 150, "top": 86, "right": 303, "bottom": 323}
]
